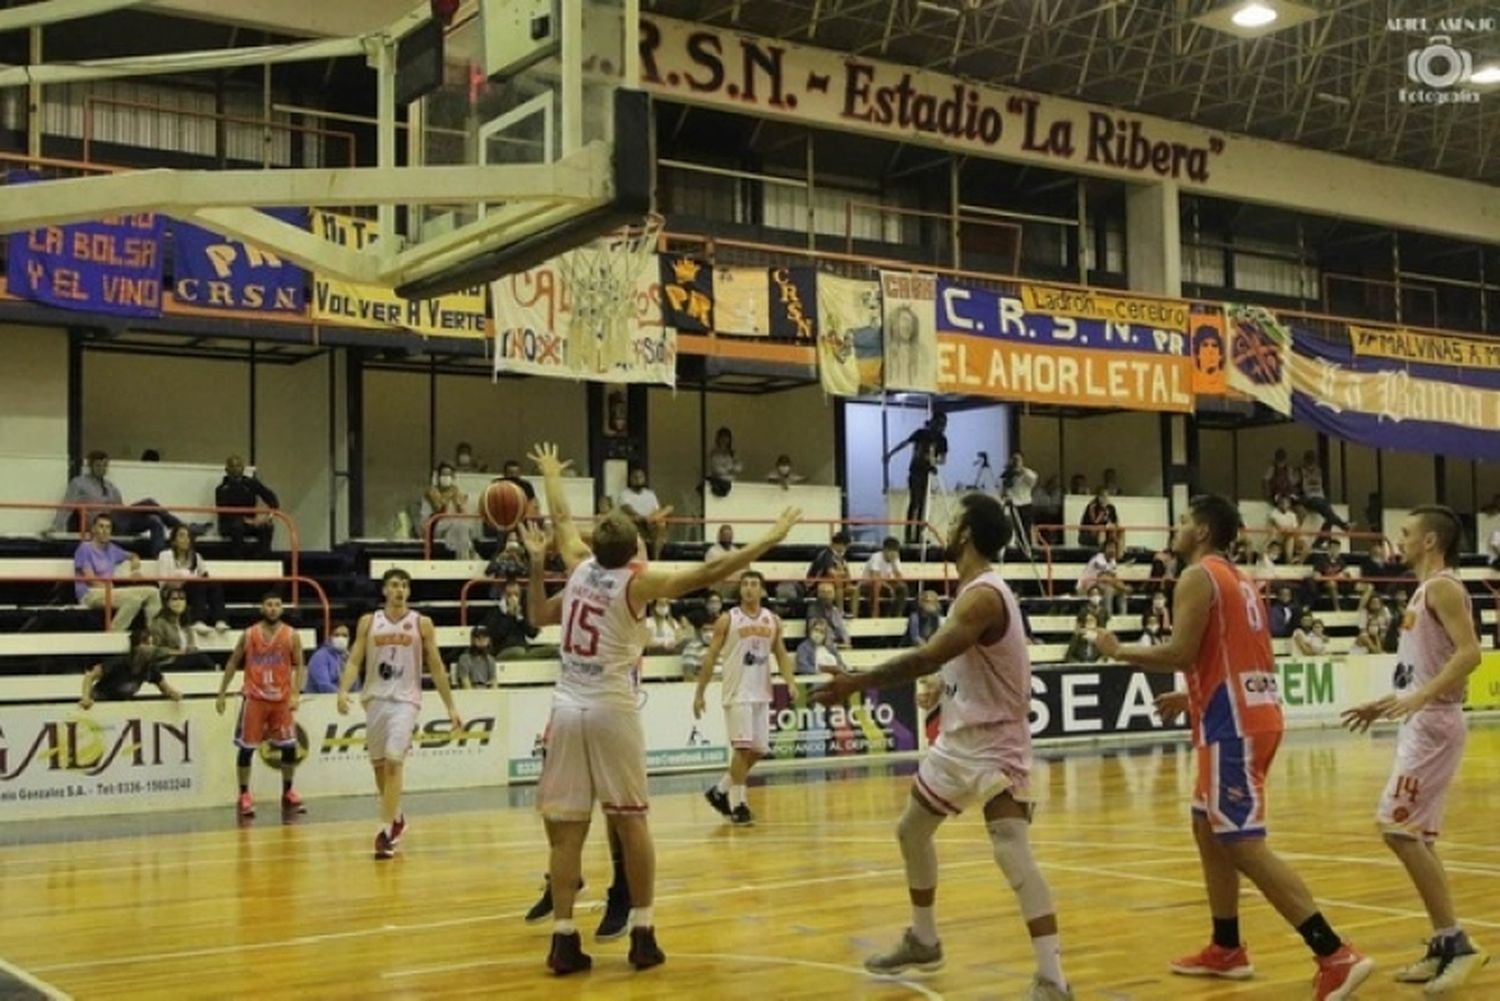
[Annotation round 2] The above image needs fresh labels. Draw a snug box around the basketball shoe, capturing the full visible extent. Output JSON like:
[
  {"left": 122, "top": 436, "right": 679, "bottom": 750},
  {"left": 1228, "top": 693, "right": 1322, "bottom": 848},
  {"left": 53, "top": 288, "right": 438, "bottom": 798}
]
[
  {"left": 1169, "top": 943, "right": 1254, "bottom": 979},
  {"left": 865, "top": 929, "right": 944, "bottom": 976},
  {"left": 237, "top": 792, "right": 254, "bottom": 818},
  {"left": 1312, "top": 944, "right": 1374, "bottom": 1001},
  {"left": 547, "top": 931, "right": 592, "bottom": 976},
  {"left": 596, "top": 886, "right": 632, "bottom": 941},
  {"left": 730, "top": 804, "right": 754, "bottom": 827},
  {"left": 526, "top": 875, "right": 585, "bottom": 924},
  {"left": 628, "top": 926, "right": 665, "bottom": 970},
  {"left": 704, "top": 786, "right": 731, "bottom": 817},
  {"left": 1024, "top": 975, "right": 1075, "bottom": 1001},
  {"left": 374, "top": 828, "right": 395, "bottom": 861},
  {"left": 1425, "top": 932, "right": 1488, "bottom": 994},
  {"left": 280, "top": 790, "right": 305, "bottom": 814},
  {"left": 390, "top": 813, "right": 406, "bottom": 846},
  {"left": 1395, "top": 937, "right": 1443, "bottom": 983}
]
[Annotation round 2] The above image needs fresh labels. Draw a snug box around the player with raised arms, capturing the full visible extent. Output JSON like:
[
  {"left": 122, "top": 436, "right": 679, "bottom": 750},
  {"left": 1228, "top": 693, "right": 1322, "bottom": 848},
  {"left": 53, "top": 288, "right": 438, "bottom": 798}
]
[
  {"left": 814, "top": 492, "right": 1071, "bottom": 1001},
  {"left": 520, "top": 442, "right": 799, "bottom": 976},
  {"left": 1096, "top": 494, "right": 1372, "bottom": 1000},
  {"left": 692, "top": 569, "right": 796, "bottom": 826},
  {"left": 336, "top": 567, "right": 462, "bottom": 860},
  {"left": 1342, "top": 506, "right": 1487, "bottom": 990}
]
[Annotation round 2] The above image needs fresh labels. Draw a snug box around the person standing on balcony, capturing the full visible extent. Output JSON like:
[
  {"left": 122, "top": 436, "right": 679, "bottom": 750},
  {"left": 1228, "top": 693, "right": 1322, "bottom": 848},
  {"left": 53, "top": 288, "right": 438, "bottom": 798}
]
[{"left": 886, "top": 412, "right": 948, "bottom": 545}]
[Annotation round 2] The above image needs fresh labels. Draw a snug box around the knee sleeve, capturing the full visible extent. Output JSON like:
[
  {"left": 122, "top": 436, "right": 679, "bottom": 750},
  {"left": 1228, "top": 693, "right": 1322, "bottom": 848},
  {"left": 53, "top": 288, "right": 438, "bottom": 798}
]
[
  {"left": 987, "top": 817, "right": 1054, "bottom": 922},
  {"left": 896, "top": 798, "right": 944, "bottom": 890},
  {"left": 236, "top": 747, "right": 254, "bottom": 768}
]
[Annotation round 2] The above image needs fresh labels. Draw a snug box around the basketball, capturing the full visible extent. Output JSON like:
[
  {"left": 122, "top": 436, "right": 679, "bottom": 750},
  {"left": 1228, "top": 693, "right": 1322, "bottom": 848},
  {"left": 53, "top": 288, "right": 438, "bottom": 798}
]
[{"left": 481, "top": 479, "right": 528, "bottom": 531}]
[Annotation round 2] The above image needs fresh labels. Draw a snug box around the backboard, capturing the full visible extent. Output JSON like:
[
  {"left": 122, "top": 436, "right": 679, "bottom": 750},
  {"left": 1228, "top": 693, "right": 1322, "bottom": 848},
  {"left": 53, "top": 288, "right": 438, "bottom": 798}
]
[{"left": 0, "top": 0, "right": 653, "bottom": 300}]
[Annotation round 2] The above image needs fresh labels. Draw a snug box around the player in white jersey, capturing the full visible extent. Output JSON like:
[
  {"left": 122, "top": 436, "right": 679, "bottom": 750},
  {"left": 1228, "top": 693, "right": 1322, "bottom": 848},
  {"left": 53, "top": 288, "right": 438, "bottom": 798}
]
[
  {"left": 520, "top": 442, "right": 799, "bottom": 976},
  {"left": 336, "top": 568, "right": 462, "bottom": 860},
  {"left": 1343, "top": 506, "right": 1487, "bottom": 991},
  {"left": 692, "top": 570, "right": 794, "bottom": 827},
  {"left": 816, "top": 493, "right": 1071, "bottom": 1001}
]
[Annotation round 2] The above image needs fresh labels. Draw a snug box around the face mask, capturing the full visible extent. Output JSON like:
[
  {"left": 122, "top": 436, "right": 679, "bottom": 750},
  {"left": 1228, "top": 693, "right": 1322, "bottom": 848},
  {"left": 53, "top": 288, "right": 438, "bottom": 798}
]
[
  {"left": 457, "top": 454, "right": 472, "bottom": 468},
  {"left": 777, "top": 464, "right": 791, "bottom": 475},
  {"left": 438, "top": 474, "right": 454, "bottom": 487},
  {"left": 331, "top": 636, "right": 349, "bottom": 652},
  {"left": 1089, "top": 595, "right": 1102, "bottom": 606},
  {"left": 1153, "top": 595, "right": 1165, "bottom": 607}
]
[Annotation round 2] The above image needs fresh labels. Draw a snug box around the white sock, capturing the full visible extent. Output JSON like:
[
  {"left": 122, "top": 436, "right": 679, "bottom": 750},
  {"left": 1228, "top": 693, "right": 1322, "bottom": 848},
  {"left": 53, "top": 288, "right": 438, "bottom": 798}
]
[
  {"left": 1032, "top": 933, "right": 1065, "bottom": 988},
  {"left": 631, "top": 906, "right": 654, "bottom": 928},
  {"left": 911, "top": 904, "right": 938, "bottom": 946},
  {"left": 715, "top": 774, "right": 731, "bottom": 795},
  {"left": 730, "top": 784, "right": 747, "bottom": 808},
  {"left": 554, "top": 918, "right": 576, "bottom": 935}
]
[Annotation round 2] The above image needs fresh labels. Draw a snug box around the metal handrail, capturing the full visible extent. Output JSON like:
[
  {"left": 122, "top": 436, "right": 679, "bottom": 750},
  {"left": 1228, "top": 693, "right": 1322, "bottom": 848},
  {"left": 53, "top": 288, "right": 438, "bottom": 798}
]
[{"left": 82, "top": 95, "right": 359, "bottom": 169}]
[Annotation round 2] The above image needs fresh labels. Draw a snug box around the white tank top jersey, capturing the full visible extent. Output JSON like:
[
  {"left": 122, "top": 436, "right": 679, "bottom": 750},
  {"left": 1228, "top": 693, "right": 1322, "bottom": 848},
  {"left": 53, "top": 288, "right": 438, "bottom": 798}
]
[
  {"left": 720, "top": 606, "right": 778, "bottom": 706},
  {"left": 363, "top": 608, "right": 424, "bottom": 706},
  {"left": 1396, "top": 570, "right": 1470, "bottom": 710},
  {"left": 555, "top": 557, "right": 647, "bottom": 712},
  {"left": 939, "top": 569, "right": 1031, "bottom": 734}
]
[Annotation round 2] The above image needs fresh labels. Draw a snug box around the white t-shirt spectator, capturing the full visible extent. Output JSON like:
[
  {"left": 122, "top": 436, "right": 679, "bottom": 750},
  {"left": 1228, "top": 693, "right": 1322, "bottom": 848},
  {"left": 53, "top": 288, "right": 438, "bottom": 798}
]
[
  {"left": 616, "top": 486, "right": 661, "bottom": 518},
  {"left": 704, "top": 541, "right": 743, "bottom": 584},
  {"left": 1003, "top": 467, "right": 1039, "bottom": 506},
  {"left": 1078, "top": 552, "right": 1116, "bottom": 591},
  {"left": 864, "top": 550, "right": 902, "bottom": 580},
  {"left": 1299, "top": 464, "right": 1326, "bottom": 499},
  {"left": 1268, "top": 507, "right": 1299, "bottom": 533},
  {"left": 1292, "top": 627, "right": 1326, "bottom": 656},
  {"left": 157, "top": 549, "right": 207, "bottom": 580}
]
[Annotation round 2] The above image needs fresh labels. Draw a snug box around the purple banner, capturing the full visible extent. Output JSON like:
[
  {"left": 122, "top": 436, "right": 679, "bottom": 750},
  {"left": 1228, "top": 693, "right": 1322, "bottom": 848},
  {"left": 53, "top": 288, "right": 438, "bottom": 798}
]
[
  {"left": 6, "top": 175, "right": 164, "bottom": 317},
  {"left": 172, "top": 209, "right": 307, "bottom": 313}
]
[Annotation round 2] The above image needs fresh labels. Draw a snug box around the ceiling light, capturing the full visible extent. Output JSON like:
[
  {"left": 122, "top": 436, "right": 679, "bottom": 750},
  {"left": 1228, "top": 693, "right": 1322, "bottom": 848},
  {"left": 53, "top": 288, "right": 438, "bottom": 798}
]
[
  {"left": 1470, "top": 64, "right": 1500, "bottom": 85},
  {"left": 1231, "top": 3, "right": 1278, "bottom": 28}
]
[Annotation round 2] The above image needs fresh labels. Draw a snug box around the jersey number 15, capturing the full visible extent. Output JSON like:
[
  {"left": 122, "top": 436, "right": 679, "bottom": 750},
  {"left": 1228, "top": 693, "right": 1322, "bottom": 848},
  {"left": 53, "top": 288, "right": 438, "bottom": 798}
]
[{"left": 563, "top": 601, "right": 604, "bottom": 658}]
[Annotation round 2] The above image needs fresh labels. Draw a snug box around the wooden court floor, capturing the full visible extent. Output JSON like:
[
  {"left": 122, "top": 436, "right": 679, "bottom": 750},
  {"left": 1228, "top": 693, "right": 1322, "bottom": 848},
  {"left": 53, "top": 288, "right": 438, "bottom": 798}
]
[{"left": 2, "top": 724, "right": 1499, "bottom": 1000}]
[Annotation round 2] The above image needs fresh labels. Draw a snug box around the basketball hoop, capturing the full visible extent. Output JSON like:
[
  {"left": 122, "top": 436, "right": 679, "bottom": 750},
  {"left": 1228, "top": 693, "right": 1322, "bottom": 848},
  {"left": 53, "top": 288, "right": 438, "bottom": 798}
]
[{"left": 556, "top": 212, "right": 663, "bottom": 375}]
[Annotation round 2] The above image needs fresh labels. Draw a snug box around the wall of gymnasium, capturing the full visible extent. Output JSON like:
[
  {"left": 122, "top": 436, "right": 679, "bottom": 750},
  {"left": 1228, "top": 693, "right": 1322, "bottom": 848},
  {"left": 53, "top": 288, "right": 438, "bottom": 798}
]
[
  {"left": 646, "top": 385, "right": 838, "bottom": 530},
  {"left": 360, "top": 370, "right": 589, "bottom": 537},
  {"left": 0, "top": 325, "right": 67, "bottom": 456}
]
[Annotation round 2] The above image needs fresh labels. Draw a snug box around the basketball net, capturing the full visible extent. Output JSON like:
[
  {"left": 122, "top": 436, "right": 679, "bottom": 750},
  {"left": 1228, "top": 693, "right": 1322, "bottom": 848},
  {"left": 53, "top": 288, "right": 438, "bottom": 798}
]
[{"left": 556, "top": 213, "right": 663, "bottom": 376}]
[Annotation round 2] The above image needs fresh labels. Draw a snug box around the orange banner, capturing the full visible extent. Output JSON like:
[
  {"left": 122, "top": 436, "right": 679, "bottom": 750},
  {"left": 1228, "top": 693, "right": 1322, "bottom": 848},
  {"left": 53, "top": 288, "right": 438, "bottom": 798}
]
[{"left": 936, "top": 335, "right": 1193, "bottom": 412}]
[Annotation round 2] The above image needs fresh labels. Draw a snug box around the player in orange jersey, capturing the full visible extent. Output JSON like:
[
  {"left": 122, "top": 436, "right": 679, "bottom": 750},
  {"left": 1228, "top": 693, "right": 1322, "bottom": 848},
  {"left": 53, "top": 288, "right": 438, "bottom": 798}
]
[
  {"left": 216, "top": 592, "right": 306, "bottom": 819},
  {"left": 1098, "top": 495, "right": 1373, "bottom": 1001}
]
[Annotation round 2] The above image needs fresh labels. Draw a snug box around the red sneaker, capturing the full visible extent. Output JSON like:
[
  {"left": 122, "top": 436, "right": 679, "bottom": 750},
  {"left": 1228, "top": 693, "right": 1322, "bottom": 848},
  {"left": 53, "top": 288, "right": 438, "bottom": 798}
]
[
  {"left": 237, "top": 792, "right": 255, "bottom": 818},
  {"left": 1169, "top": 943, "right": 1254, "bottom": 980},
  {"left": 374, "top": 828, "right": 396, "bottom": 861},
  {"left": 281, "top": 789, "right": 306, "bottom": 814},
  {"left": 1313, "top": 944, "right": 1374, "bottom": 1001},
  {"left": 390, "top": 814, "right": 406, "bottom": 845}
]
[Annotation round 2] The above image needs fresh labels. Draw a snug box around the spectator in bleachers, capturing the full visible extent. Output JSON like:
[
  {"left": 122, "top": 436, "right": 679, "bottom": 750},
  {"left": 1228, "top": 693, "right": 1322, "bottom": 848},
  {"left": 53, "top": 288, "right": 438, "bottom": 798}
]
[
  {"left": 1139, "top": 612, "right": 1166, "bottom": 647},
  {"left": 75, "top": 513, "right": 162, "bottom": 631},
  {"left": 807, "top": 581, "right": 850, "bottom": 647},
  {"left": 646, "top": 598, "right": 688, "bottom": 654},
  {"left": 861, "top": 536, "right": 909, "bottom": 618},
  {"left": 1066, "top": 610, "right": 1102, "bottom": 663},
  {"left": 1149, "top": 547, "right": 1180, "bottom": 595},
  {"left": 1099, "top": 467, "right": 1121, "bottom": 497},
  {"left": 1257, "top": 540, "right": 1284, "bottom": 579},
  {"left": 681, "top": 621, "right": 714, "bottom": 680},
  {"left": 304, "top": 622, "right": 350, "bottom": 693},
  {"left": 1067, "top": 473, "right": 1088, "bottom": 495},
  {"left": 704, "top": 524, "right": 743, "bottom": 598},
  {"left": 906, "top": 589, "right": 944, "bottom": 646},
  {"left": 1267, "top": 494, "right": 1303, "bottom": 561},
  {"left": 807, "top": 530, "right": 853, "bottom": 614},
  {"left": 79, "top": 626, "right": 182, "bottom": 708},
  {"left": 1269, "top": 586, "right": 1300, "bottom": 639},
  {"left": 157, "top": 524, "right": 229, "bottom": 634},
  {"left": 1293, "top": 450, "right": 1348, "bottom": 541},
  {"left": 691, "top": 591, "right": 726, "bottom": 629},
  {"left": 1262, "top": 447, "right": 1298, "bottom": 501},
  {"left": 1356, "top": 593, "right": 1391, "bottom": 652},
  {"left": 766, "top": 453, "right": 806, "bottom": 490},
  {"left": 1150, "top": 590, "right": 1172, "bottom": 633},
  {"left": 616, "top": 466, "right": 668, "bottom": 558},
  {"left": 453, "top": 626, "right": 498, "bottom": 689},
  {"left": 1000, "top": 453, "right": 1039, "bottom": 543},
  {"left": 215, "top": 455, "right": 279, "bottom": 558},
  {"left": 1078, "top": 488, "right": 1120, "bottom": 551},
  {"left": 1487, "top": 526, "right": 1500, "bottom": 571},
  {"left": 423, "top": 462, "right": 478, "bottom": 560},
  {"left": 455, "top": 441, "right": 485, "bottom": 472},
  {"left": 484, "top": 579, "right": 542, "bottom": 659},
  {"left": 1482, "top": 493, "right": 1500, "bottom": 517},
  {"left": 1079, "top": 540, "right": 1129, "bottom": 616},
  {"left": 1305, "top": 539, "right": 1354, "bottom": 611},
  {"left": 1082, "top": 584, "right": 1112, "bottom": 628},
  {"left": 1291, "top": 613, "right": 1326, "bottom": 656},
  {"left": 706, "top": 427, "right": 741, "bottom": 496},
  {"left": 148, "top": 587, "right": 216, "bottom": 672},
  {"left": 795, "top": 617, "right": 848, "bottom": 675},
  {"left": 50, "top": 450, "right": 199, "bottom": 554},
  {"left": 1384, "top": 588, "right": 1409, "bottom": 653},
  {"left": 1030, "top": 474, "right": 1063, "bottom": 545},
  {"left": 485, "top": 540, "right": 528, "bottom": 591}
]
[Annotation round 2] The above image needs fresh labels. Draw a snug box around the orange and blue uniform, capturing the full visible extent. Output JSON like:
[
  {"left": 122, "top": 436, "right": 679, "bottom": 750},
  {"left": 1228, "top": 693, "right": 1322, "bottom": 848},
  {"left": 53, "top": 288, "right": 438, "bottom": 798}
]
[
  {"left": 235, "top": 621, "right": 299, "bottom": 749},
  {"left": 1187, "top": 554, "right": 1285, "bottom": 839}
]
